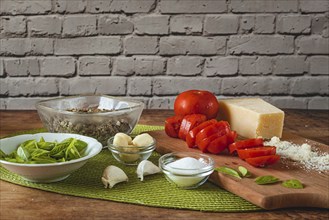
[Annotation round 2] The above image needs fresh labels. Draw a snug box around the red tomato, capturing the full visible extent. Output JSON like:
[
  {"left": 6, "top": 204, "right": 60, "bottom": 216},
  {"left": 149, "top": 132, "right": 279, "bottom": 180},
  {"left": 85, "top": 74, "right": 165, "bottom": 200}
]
[
  {"left": 164, "top": 115, "right": 184, "bottom": 138},
  {"left": 207, "top": 135, "right": 229, "bottom": 154},
  {"left": 196, "top": 130, "right": 227, "bottom": 152},
  {"left": 237, "top": 147, "right": 276, "bottom": 160},
  {"left": 245, "top": 155, "right": 280, "bottom": 167},
  {"left": 174, "top": 90, "right": 219, "bottom": 119},
  {"left": 195, "top": 121, "right": 230, "bottom": 145},
  {"left": 186, "top": 119, "right": 217, "bottom": 148},
  {"left": 228, "top": 138, "right": 264, "bottom": 154},
  {"left": 178, "top": 114, "right": 207, "bottom": 140}
]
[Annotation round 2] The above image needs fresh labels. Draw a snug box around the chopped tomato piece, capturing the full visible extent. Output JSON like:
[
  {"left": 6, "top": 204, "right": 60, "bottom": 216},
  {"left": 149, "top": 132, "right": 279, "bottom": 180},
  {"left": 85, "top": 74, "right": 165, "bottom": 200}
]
[
  {"left": 207, "top": 135, "right": 229, "bottom": 154},
  {"left": 186, "top": 119, "right": 217, "bottom": 148},
  {"left": 245, "top": 155, "right": 280, "bottom": 167},
  {"left": 195, "top": 121, "right": 230, "bottom": 145},
  {"left": 237, "top": 146, "right": 276, "bottom": 160},
  {"left": 196, "top": 130, "right": 227, "bottom": 152},
  {"left": 178, "top": 114, "right": 207, "bottom": 140},
  {"left": 228, "top": 138, "right": 264, "bottom": 154},
  {"left": 164, "top": 115, "right": 184, "bottom": 138}
]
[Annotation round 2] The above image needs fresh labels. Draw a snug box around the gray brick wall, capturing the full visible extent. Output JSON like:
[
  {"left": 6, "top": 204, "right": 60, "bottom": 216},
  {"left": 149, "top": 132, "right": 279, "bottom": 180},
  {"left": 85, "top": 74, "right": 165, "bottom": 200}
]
[{"left": 0, "top": 0, "right": 328, "bottom": 110}]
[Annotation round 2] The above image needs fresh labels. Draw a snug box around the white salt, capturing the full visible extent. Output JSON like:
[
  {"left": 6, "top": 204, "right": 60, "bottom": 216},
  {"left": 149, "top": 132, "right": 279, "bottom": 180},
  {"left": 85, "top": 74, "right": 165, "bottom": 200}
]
[{"left": 265, "top": 137, "right": 329, "bottom": 171}]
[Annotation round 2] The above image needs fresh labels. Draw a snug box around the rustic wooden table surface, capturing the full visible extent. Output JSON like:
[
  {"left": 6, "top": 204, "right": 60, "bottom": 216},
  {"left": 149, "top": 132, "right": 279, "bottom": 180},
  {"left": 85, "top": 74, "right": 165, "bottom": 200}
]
[{"left": 0, "top": 109, "right": 328, "bottom": 219}]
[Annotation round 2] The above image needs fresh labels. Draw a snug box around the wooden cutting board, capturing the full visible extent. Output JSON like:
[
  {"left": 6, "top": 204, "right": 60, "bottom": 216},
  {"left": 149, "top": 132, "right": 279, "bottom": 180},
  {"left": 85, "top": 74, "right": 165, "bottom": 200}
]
[{"left": 149, "top": 130, "right": 329, "bottom": 210}]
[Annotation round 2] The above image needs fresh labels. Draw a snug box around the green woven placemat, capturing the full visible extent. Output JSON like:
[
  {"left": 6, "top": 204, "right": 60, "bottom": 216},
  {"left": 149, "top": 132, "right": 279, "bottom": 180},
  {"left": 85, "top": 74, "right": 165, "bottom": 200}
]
[{"left": 0, "top": 125, "right": 261, "bottom": 212}]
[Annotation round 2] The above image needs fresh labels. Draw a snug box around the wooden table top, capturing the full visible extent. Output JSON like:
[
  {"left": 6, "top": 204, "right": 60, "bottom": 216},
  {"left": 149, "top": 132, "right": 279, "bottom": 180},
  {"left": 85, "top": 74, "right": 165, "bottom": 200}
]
[{"left": 0, "top": 109, "right": 328, "bottom": 219}]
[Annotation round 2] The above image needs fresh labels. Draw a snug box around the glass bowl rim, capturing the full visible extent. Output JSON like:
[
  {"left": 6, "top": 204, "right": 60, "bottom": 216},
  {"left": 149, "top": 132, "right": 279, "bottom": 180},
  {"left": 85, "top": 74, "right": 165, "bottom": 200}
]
[
  {"left": 35, "top": 95, "right": 144, "bottom": 116},
  {"left": 159, "top": 152, "right": 215, "bottom": 175}
]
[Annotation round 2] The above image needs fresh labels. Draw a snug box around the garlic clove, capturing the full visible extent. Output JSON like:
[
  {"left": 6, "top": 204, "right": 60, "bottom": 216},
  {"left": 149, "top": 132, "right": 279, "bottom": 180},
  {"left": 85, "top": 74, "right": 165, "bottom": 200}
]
[
  {"left": 136, "top": 160, "right": 161, "bottom": 181},
  {"left": 132, "top": 133, "right": 154, "bottom": 147},
  {"left": 101, "top": 165, "right": 128, "bottom": 188},
  {"left": 113, "top": 133, "right": 132, "bottom": 147}
]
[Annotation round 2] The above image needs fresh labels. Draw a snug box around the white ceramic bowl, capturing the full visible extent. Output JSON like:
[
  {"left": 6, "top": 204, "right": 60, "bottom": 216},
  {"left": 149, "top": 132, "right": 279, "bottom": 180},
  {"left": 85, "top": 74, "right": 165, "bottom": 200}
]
[{"left": 0, "top": 133, "right": 102, "bottom": 183}]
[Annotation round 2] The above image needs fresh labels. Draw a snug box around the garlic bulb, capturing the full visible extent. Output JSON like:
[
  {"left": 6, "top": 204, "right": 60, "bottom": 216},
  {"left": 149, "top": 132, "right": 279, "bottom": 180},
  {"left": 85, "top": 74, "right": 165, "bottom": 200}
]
[
  {"left": 101, "top": 165, "right": 128, "bottom": 188},
  {"left": 136, "top": 160, "right": 161, "bottom": 181},
  {"left": 132, "top": 133, "right": 154, "bottom": 147}
]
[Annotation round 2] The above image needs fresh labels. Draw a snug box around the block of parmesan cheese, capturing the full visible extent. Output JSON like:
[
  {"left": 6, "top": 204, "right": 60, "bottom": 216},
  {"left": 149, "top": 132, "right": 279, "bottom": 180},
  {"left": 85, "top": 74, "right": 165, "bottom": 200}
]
[{"left": 217, "top": 98, "right": 284, "bottom": 139}]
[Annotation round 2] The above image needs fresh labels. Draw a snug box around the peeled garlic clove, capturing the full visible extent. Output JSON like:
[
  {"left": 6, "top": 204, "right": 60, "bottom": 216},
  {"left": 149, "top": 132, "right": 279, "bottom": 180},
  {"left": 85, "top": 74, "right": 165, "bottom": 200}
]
[
  {"left": 101, "top": 165, "right": 128, "bottom": 188},
  {"left": 132, "top": 133, "right": 154, "bottom": 147},
  {"left": 113, "top": 133, "right": 132, "bottom": 146},
  {"left": 136, "top": 160, "right": 161, "bottom": 181}
]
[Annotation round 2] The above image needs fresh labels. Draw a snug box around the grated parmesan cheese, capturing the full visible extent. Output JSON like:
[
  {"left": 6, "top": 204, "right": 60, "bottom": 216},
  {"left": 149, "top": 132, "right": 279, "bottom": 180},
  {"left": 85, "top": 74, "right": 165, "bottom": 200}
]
[{"left": 265, "top": 137, "right": 329, "bottom": 171}]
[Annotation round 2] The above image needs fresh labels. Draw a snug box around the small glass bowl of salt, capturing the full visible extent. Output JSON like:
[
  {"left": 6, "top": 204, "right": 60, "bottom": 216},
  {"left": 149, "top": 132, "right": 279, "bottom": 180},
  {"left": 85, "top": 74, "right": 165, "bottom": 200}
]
[{"left": 159, "top": 152, "right": 214, "bottom": 189}]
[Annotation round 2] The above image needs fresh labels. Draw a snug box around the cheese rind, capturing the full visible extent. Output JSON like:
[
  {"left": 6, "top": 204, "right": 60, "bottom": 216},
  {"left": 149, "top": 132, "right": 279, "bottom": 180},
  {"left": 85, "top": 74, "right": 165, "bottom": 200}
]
[{"left": 217, "top": 98, "right": 284, "bottom": 139}]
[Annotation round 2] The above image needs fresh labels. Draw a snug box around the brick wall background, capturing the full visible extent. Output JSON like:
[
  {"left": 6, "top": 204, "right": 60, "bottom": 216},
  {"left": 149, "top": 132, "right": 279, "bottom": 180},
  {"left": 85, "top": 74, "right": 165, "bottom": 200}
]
[{"left": 0, "top": 0, "right": 328, "bottom": 110}]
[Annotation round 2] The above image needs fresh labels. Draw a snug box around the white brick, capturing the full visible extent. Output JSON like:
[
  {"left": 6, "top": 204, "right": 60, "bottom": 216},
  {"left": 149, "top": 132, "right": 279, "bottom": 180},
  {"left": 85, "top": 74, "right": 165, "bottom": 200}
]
[
  {"left": 268, "top": 97, "right": 308, "bottom": 109},
  {"left": 291, "top": 77, "right": 328, "bottom": 95},
  {"left": 167, "top": 56, "right": 204, "bottom": 76},
  {"left": 230, "top": 0, "right": 298, "bottom": 13},
  {"left": 153, "top": 77, "right": 221, "bottom": 95},
  {"left": 308, "top": 97, "right": 329, "bottom": 110},
  {"left": 148, "top": 97, "right": 175, "bottom": 109},
  {"left": 135, "top": 56, "right": 166, "bottom": 76},
  {"left": 0, "top": 78, "right": 8, "bottom": 96},
  {"left": 170, "top": 15, "right": 203, "bottom": 34},
  {"left": 60, "top": 77, "right": 126, "bottom": 95},
  {"left": 0, "top": 98, "right": 7, "bottom": 109},
  {"left": 7, "top": 77, "right": 59, "bottom": 96},
  {"left": 255, "top": 15, "right": 275, "bottom": 34},
  {"left": 63, "top": 15, "right": 97, "bottom": 37},
  {"left": 277, "top": 15, "right": 311, "bottom": 34},
  {"left": 112, "top": 57, "right": 135, "bottom": 76},
  {"left": 205, "top": 57, "right": 238, "bottom": 76},
  {"left": 204, "top": 15, "right": 239, "bottom": 35},
  {"left": 54, "top": 37, "right": 121, "bottom": 55},
  {"left": 300, "top": 0, "right": 329, "bottom": 13},
  {"left": 54, "top": 0, "right": 87, "bottom": 13},
  {"left": 40, "top": 57, "right": 76, "bottom": 77},
  {"left": 128, "top": 77, "right": 152, "bottom": 96},
  {"left": 4, "top": 58, "right": 39, "bottom": 76},
  {"left": 312, "top": 15, "right": 329, "bottom": 37},
  {"left": 228, "top": 35, "right": 294, "bottom": 55},
  {"left": 240, "top": 15, "right": 255, "bottom": 34},
  {"left": 28, "top": 16, "right": 62, "bottom": 37},
  {"left": 239, "top": 57, "right": 273, "bottom": 75},
  {"left": 160, "top": 0, "right": 226, "bottom": 13},
  {"left": 0, "top": 38, "right": 54, "bottom": 56},
  {"left": 222, "top": 77, "right": 290, "bottom": 95},
  {"left": 297, "top": 36, "right": 329, "bottom": 55},
  {"left": 309, "top": 56, "right": 329, "bottom": 75},
  {"left": 124, "top": 36, "right": 158, "bottom": 55},
  {"left": 0, "top": 59, "right": 3, "bottom": 76},
  {"left": 0, "top": 0, "right": 52, "bottom": 15},
  {"left": 135, "top": 15, "right": 169, "bottom": 35},
  {"left": 6, "top": 97, "right": 49, "bottom": 110},
  {"left": 160, "top": 36, "right": 226, "bottom": 55},
  {"left": 0, "top": 16, "right": 26, "bottom": 37},
  {"left": 123, "top": 0, "right": 156, "bottom": 13},
  {"left": 86, "top": 0, "right": 156, "bottom": 13},
  {"left": 273, "top": 56, "right": 307, "bottom": 75},
  {"left": 79, "top": 56, "right": 111, "bottom": 76},
  {"left": 98, "top": 15, "right": 133, "bottom": 35}
]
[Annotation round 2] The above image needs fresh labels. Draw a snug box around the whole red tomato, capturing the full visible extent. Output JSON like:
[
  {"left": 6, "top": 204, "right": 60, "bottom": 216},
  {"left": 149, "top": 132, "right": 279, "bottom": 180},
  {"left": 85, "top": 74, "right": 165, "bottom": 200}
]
[{"left": 174, "top": 90, "right": 219, "bottom": 119}]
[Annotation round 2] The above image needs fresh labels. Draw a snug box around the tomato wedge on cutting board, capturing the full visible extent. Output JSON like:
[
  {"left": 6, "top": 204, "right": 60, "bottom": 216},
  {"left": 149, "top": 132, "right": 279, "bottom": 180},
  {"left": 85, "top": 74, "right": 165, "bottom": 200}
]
[
  {"left": 237, "top": 146, "right": 276, "bottom": 160},
  {"left": 245, "top": 155, "right": 281, "bottom": 167},
  {"left": 165, "top": 115, "right": 184, "bottom": 138},
  {"left": 178, "top": 114, "right": 207, "bottom": 140},
  {"left": 228, "top": 138, "right": 264, "bottom": 154},
  {"left": 186, "top": 119, "right": 217, "bottom": 148}
]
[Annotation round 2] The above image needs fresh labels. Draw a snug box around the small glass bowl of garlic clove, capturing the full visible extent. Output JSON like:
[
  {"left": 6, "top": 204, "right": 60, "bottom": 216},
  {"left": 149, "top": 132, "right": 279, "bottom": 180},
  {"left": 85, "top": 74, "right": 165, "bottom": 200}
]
[{"left": 107, "top": 133, "right": 156, "bottom": 165}]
